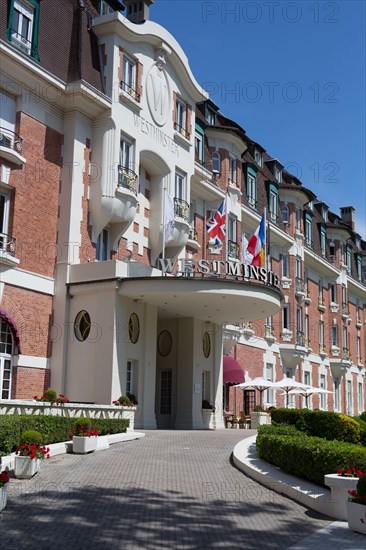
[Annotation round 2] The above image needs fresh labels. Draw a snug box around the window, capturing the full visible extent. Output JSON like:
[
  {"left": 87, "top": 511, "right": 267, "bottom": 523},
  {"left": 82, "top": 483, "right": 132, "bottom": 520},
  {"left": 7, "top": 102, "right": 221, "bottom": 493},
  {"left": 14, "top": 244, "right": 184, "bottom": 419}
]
[
  {"left": 329, "top": 241, "right": 336, "bottom": 258},
  {"left": 356, "top": 255, "right": 362, "bottom": 281},
  {"left": 120, "top": 135, "right": 134, "bottom": 169},
  {"left": 304, "top": 314, "right": 309, "bottom": 345},
  {"left": 274, "top": 165, "right": 282, "bottom": 182},
  {"left": 358, "top": 382, "right": 363, "bottom": 414},
  {"left": 295, "top": 207, "right": 302, "bottom": 231},
  {"left": 282, "top": 205, "right": 289, "bottom": 224},
  {"left": 0, "top": 319, "right": 14, "bottom": 400},
  {"left": 319, "top": 321, "right": 324, "bottom": 348},
  {"left": 304, "top": 371, "right": 311, "bottom": 387},
  {"left": 265, "top": 363, "right": 274, "bottom": 405},
  {"left": 96, "top": 228, "right": 109, "bottom": 261},
  {"left": 296, "top": 256, "right": 302, "bottom": 279},
  {"left": 247, "top": 172, "right": 257, "bottom": 210},
  {"left": 0, "top": 192, "right": 11, "bottom": 254},
  {"left": 297, "top": 307, "right": 302, "bottom": 339},
  {"left": 282, "top": 304, "right": 290, "bottom": 330},
  {"left": 8, "top": 0, "right": 39, "bottom": 59},
  {"left": 304, "top": 213, "right": 313, "bottom": 247},
  {"left": 322, "top": 206, "right": 328, "bottom": 222},
  {"left": 346, "top": 245, "right": 352, "bottom": 274},
  {"left": 229, "top": 155, "right": 236, "bottom": 184},
  {"left": 269, "top": 190, "right": 278, "bottom": 223},
  {"left": 342, "top": 326, "right": 348, "bottom": 349},
  {"left": 357, "top": 336, "right": 361, "bottom": 360},
  {"left": 318, "top": 279, "right": 323, "bottom": 300},
  {"left": 228, "top": 216, "right": 238, "bottom": 258},
  {"left": 331, "top": 325, "right": 338, "bottom": 347},
  {"left": 282, "top": 254, "right": 289, "bottom": 278},
  {"left": 126, "top": 360, "right": 132, "bottom": 394},
  {"left": 341, "top": 285, "right": 347, "bottom": 305},
  {"left": 334, "top": 379, "right": 340, "bottom": 412},
  {"left": 254, "top": 149, "right": 263, "bottom": 167},
  {"left": 347, "top": 380, "right": 352, "bottom": 413},
  {"left": 320, "top": 229, "right": 326, "bottom": 257},
  {"left": 175, "top": 98, "right": 187, "bottom": 135},
  {"left": 212, "top": 152, "right": 220, "bottom": 173},
  {"left": 330, "top": 283, "right": 337, "bottom": 303},
  {"left": 100, "top": 0, "right": 115, "bottom": 15},
  {"left": 121, "top": 53, "right": 137, "bottom": 97},
  {"left": 206, "top": 108, "right": 216, "bottom": 125},
  {"left": 195, "top": 132, "right": 204, "bottom": 164},
  {"left": 174, "top": 170, "right": 188, "bottom": 220},
  {"left": 320, "top": 374, "right": 326, "bottom": 409}
]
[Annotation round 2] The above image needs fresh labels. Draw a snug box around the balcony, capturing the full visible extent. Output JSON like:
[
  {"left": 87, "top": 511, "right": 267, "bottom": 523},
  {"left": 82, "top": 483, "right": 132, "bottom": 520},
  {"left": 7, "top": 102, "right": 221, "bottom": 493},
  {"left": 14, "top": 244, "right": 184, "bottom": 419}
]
[
  {"left": 120, "top": 81, "right": 141, "bottom": 104},
  {"left": 341, "top": 304, "right": 351, "bottom": 324},
  {"left": 174, "top": 122, "right": 190, "bottom": 141},
  {"left": 329, "top": 348, "right": 351, "bottom": 378},
  {"left": 247, "top": 196, "right": 258, "bottom": 211},
  {"left": 342, "top": 347, "right": 352, "bottom": 366},
  {"left": 356, "top": 317, "right": 362, "bottom": 329},
  {"left": 330, "top": 301, "right": 339, "bottom": 313},
  {"left": 295, "top": 277, "right": 306, "bottom": 302},
  {"left": 281, "top": 328, "right": 293, "bottom": 342},
  {"left": 331, "top": 345, "right": 340, "bottom": 357},
  {"left": 174, "top": 198, "right": 189, "bottom": 221},
  {"left": 0, "top": 232, "right": 19, "bottom": 266},
  {"left": 228, "top": 240, "right": 239, "bottom": 260},
  {"left": 187, "top": 227, "right": 199, "bottom": 250},
  {"left": 319, "top": 344, "right": 327, "bottom": 359},
  {"left": 304, "top": 338, "right": 312, "bottom": 353},
  {"left": 264, "top": 324, "right": 276, "bottom": 343},
  {"left": 296, "top": 330, "right": 305, "bottom": 347},
  {"left": 357, "top": 357, "right": 363, "bottom": 369},
  {"left": 117, "top": 166, "right": 139, "bottom": 195},
  {"left": 304, "top": 291, "right": 311, "bottom": 305},
  {"left": 9, "top": 29, "right": 38, "bottom": 58},
  {"left": 318, "top": 297, "right": 326, "bottom": 313},
  {"left": 0, "top": 127, "right": 25, "bottom": 165},
  {"left": 279, "top": 335, "right": 307, "bottom": 370},
  {"left": 242, "top": 322, "right": 254, "bottom": 337}
]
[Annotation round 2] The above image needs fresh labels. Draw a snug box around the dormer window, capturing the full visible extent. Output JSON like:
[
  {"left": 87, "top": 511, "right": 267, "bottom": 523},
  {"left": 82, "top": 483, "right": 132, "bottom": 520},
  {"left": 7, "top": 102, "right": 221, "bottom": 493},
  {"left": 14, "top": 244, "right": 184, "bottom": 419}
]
[
  {"left": 229, "top": 155, "right": 236, "bottom": 185},
  {"left": 322, "top": 206, "right": 328, "bottom": 222},
  {"left": 7, "top": 0, "right": 40, "bottom": 60},
  {"left": 254, "top": 149, "right": 263, "bottom": 167},
  {"left": 282, "top": 205, "right": 289, "bottom": 224},
  {"left": 329, "top": 241, "right": 336, "bottom": 257},
  {"left": 207, "top": 109, "right": 216, "bottom": 125},
  {"left": 274, "top": 165, "right": 282, "bottom": 183},
  {"left": 100, "top": 0, "right": 115, "bottom": 14},
  {"left": 212, "top": 152, "right": 220, "bottom": 174}
]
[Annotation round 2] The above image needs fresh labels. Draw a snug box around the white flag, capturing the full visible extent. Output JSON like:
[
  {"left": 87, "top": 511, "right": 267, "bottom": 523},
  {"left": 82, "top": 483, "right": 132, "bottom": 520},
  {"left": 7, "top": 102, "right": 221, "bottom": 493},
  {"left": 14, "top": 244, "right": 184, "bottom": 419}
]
[
  {"left": 242, "top": 234, "right": 253, "bottom": 266},
  {"left": 164, "top": 192, "right": 175, "bottom": 242}
]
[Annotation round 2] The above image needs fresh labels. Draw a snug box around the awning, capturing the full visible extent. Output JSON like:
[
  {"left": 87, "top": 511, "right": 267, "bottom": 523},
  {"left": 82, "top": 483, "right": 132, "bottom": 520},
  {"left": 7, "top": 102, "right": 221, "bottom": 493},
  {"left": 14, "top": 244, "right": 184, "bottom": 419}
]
[
  {"left": 0, "top": 308, "right": 21, "bottom": 353},
  {"left": 223, "top": 355, "right": 244, "bottom": 385}
]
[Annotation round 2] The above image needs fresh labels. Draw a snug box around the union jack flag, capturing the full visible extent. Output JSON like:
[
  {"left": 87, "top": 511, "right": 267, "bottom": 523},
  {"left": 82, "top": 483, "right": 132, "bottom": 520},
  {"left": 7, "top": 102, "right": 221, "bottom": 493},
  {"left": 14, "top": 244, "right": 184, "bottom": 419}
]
[{"left": 206, "top": 200, "right": 226, "bottom": 246}]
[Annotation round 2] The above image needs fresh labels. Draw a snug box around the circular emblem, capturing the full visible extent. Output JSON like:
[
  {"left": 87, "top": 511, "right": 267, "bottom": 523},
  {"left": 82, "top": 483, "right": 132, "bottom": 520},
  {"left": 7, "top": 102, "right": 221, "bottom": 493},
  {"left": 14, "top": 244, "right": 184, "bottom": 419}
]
[
  {"left": 146, "top": 63, "right": 171, "bottom": 127},
  {"left": 203, "top": 332, "right": 211, "bottom": 358},
  {"left": 128, "top": 313, "right": 140, "bottom": 344},
  {"left": 157, "top": 330, "right": 172, "bottom": 357},
  {"left": 74, "top": 310, "right": 91, "bottom": 342}
]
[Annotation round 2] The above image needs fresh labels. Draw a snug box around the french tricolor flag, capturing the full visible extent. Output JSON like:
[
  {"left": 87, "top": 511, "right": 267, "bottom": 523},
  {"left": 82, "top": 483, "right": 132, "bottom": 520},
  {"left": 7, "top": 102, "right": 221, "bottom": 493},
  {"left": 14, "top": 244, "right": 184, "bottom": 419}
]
[{"left": 243, "top": 212, "right": 266, "bottom": 267}]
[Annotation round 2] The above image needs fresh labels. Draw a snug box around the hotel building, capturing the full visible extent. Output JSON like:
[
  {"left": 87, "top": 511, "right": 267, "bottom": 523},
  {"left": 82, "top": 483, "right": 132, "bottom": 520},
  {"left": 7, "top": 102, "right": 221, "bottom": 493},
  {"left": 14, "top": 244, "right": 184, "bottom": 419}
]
[{"left": 0, "top": 0, "right": 365, "bottom": 428}]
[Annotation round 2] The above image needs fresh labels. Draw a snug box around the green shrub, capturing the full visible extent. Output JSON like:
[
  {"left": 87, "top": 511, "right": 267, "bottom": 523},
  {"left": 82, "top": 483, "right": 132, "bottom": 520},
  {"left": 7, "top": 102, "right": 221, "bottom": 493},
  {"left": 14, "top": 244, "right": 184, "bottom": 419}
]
[
  {"left": 353, "top": 418, "right": 366, "bottom": 447},
  {"left": 20, "top": 430, "right": 43, "bottom": 445},
  {"left": 126, "top": 393, "right": 138, "bottom": 405},
  {"left": 117, "top": 395, "right": 130, "bottom": 406},
  {"left": 271, "top": 408, "right": 361, "bottom": 444},
  {"left": 74, "top": 417, "right": 91, "bottom": 428},
  {"left": 359, "top": 412, "right": 366, "bottom": 423},
  {"left": 43, "top": 389, "right": 58, "bottom": 400},
  {"left": 0, "top": 415, "right": 129, "bottom": 456},
  {"left": 256, "top": 425, "right": 366, "bottom": 486}
]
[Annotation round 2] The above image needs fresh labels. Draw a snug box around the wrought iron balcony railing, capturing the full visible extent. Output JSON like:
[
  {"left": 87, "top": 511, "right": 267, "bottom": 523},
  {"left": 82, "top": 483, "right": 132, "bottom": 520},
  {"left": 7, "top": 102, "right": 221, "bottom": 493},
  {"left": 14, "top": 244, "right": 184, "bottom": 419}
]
[
  {"left": 120, "top": 81, "right": 141, "bottom": 102},
  {"left": 342, "top": 347, "right": 351, "bottom": 361},
  {"left": 295, "top": 277, "right": 305, "bottom": 293},
  {"left": 0, "top": 127, "right": 23, "bottom": 154},
  {"left": 174, "top": 197, "right": 189, "bottom": 221},
  {"left": 305, "top": 238, "right": 314, "bottom": 249},
  {"left": 174, "top": 122, "right": 190, "bottom": 140},
  {"left": 228, "top": 240, "right": 239, "bottom": 259},
  {"left": 296, "top": 330, "right": 305, "bottom": 346},
  {"left": 269, "top": 211, "right": 278, "bottom": 224},
  {"left": 0, "top": 233, "right": 16, "bottom": 256},
  {"left": 9, "top": 29, "right": 38, "bottom": 58},
  {"left": 117, "top": 165, "right": 139, "bottom": 195},
  {"left": 188, "top": 227, "right": 198, "bottom": 241},
  {"left": 247, "top": 196, "right": 258, "bottom": 210}
]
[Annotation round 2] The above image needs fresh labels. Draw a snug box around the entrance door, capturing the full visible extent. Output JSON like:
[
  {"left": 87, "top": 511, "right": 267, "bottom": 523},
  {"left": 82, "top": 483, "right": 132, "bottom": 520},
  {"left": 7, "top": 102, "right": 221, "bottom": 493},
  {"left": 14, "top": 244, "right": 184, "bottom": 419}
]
[{"left": 157, "top": 369, "right": 172, "bottom": 428}]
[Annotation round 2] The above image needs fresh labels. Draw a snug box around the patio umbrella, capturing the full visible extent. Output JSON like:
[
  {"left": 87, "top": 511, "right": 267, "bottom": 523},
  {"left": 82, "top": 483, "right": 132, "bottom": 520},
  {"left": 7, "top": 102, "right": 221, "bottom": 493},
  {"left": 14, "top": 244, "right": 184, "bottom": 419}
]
[
  {"left": 287, "top": 386, "right": 332, "bottom": 409},
  {"left": 235, "top": 377, "right": 277, "bottom": 407},
  {"left": 273, "top": 377, "right": 310, "bottom": 408}
]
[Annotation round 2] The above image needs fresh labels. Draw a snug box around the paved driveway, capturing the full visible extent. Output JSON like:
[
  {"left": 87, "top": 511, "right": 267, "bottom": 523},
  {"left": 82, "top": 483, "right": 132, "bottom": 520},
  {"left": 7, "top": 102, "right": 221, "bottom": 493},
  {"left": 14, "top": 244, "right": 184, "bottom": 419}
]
[{"left": 1, "top": 430, "right": 331, "bottom": 549}]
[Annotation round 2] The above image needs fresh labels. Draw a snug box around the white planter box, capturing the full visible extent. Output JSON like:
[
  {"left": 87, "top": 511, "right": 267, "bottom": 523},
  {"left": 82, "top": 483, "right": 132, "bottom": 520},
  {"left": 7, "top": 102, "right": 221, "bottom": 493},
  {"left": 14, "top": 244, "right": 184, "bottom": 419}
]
[
  {"left": 250, "top": 412, "right": 271, "bottom": 429},
  {"left": 14, "top": 456, "right": 41, "bottom": 479},
  {"left": 72, "top": 436, "right": 98, "bottom": 454},
  {"left": 0, "top": 484, "right": 8, "bottom": 512},
  {"left": 324, "top": 474, "right": 358, "bottom": 520},
  {"left": 201, "top": 409, "right": 215, "bottom": 429},
  {"left": 346, "top": 500, "right": 366, "bottom": 535}
]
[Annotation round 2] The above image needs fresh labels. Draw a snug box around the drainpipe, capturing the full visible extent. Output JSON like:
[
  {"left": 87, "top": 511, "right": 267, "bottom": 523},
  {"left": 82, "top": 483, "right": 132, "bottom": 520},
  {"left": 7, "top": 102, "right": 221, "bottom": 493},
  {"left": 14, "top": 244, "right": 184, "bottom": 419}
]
[{"left": 78, "top": 0, "right": 85, "bottom": 81}]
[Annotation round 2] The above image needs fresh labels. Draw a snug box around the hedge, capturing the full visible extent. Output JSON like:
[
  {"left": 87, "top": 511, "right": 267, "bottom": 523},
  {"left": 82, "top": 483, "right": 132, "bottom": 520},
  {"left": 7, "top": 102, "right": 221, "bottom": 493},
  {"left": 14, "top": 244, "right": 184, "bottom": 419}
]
[
  {"left": 0, "top": 415, "right": 129, "bottom": 457},
  {"left": 271, "top": 408, "right": 361, "bottom": 444},
  {"left": 256, "top": 425, "right": 366, "bottom": 486}
]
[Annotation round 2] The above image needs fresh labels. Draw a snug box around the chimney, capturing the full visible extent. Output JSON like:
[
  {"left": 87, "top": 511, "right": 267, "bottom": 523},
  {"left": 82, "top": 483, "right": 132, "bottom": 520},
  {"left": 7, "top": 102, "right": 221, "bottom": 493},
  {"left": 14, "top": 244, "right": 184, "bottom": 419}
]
[
  {"left": 123, "top": 0, "right": 154, "bottom": 23},
  {"left": 340, "top": 206, "right": 355, "bottom": 231}
]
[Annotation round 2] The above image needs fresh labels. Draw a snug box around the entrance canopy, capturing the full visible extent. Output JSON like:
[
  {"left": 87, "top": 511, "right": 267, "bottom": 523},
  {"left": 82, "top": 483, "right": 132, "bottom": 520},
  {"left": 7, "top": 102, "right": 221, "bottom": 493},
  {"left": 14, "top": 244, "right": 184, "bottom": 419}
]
[
  {"left": 119, "top": 277, "right": 282, "bottom": 324},
  {"left": 223, "top": 355, "right": 244, "bottom": 385}
]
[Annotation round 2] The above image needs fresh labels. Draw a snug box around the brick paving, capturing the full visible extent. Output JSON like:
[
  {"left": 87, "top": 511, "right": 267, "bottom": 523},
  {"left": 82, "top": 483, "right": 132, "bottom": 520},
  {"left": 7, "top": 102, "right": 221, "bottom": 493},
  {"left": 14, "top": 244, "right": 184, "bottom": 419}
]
[{"left": 0, "top": 430, "right": 332, "bottom": 549}]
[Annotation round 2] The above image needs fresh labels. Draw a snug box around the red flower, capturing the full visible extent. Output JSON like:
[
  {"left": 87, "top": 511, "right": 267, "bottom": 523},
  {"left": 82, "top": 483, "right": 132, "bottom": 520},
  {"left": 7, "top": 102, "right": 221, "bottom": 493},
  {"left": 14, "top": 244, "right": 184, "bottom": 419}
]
[
  {"left": 33, "top": 396, "right": 38, "bottom": 400},
  {"left": 337, "top": 468, "right": 343, "bottom": 475},
  {"left": 345, "top": 469, "right": 352, "bottom": 475}
]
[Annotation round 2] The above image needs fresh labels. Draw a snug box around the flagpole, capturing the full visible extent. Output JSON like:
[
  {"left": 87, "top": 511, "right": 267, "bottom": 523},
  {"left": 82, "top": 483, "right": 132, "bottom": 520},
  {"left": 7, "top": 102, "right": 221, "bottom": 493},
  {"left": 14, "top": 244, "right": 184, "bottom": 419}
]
[
  {"left": 265, "top": 207, "right": 270, "bottom": 270},
  {"left": 162, "top": 186, "right": 166, "bottom": 263}
]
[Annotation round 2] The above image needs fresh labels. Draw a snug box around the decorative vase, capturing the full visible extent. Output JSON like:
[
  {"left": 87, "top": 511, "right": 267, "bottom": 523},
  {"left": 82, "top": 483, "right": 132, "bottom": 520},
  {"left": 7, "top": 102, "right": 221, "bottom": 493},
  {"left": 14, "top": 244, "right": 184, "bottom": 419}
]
[
  {"left": 72, "top": 436, "right": 98, "bottom": 454},
  {"left": 250, "top": 412, "right": 271, "bottom": 429},
  {"left": 14, "top": 456, "right": 41, "bottom": 479},
  {"left": 324, "top": 474, "right": 358, "bottom": 520},
  {"left": 346, "top": 500, "right": 366, "bottom": 535},
  {"left": 0, "top": 484, "right": 8, "bottom": 512}
]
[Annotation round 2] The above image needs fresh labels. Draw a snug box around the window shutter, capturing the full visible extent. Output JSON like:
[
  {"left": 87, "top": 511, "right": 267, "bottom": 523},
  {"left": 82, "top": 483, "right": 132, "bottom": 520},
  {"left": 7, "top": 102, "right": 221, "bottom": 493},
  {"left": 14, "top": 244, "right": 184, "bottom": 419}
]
[
  {"left": 173, "top": 92, "right": 177, "bottom": 125},
  {"left": 119, "top": 47, "right": 124, "bottom": 85},
  {"left": 186, "top": 104, "right": 192, "bottom": 138},
  {"left": 136, "top": 62, "right": 143, "bottom": 102}
]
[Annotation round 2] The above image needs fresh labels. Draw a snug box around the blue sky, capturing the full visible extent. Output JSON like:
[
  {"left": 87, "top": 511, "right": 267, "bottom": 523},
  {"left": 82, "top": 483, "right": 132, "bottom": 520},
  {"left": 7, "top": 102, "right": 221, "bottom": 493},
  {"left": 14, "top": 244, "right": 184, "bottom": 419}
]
[{"left": 151, "top": 0, "right": 366, "bottom": 238}]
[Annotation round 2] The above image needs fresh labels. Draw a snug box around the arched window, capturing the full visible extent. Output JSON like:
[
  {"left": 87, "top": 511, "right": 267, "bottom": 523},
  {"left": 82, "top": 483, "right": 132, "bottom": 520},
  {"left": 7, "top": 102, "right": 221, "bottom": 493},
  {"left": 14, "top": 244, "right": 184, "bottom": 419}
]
[
  {"left": 0, "top": 319, "right": 14, "bottom": 399},
  {"left": 212, "top": 152, "right": 220, "bottom": 174}
]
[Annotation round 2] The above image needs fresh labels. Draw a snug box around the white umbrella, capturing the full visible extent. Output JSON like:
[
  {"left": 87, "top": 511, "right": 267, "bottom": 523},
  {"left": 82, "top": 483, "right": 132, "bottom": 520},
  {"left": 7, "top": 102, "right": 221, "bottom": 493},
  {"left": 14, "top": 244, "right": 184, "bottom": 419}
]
[
  {"left": 287, "top": 386, "right": 332, "bottom": 408},
  {"left": 273, "top": 377, "right": 310, "bottom": 408},
  {"left": 235, "top": 377, "right": 277, "bottom": 407}
]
